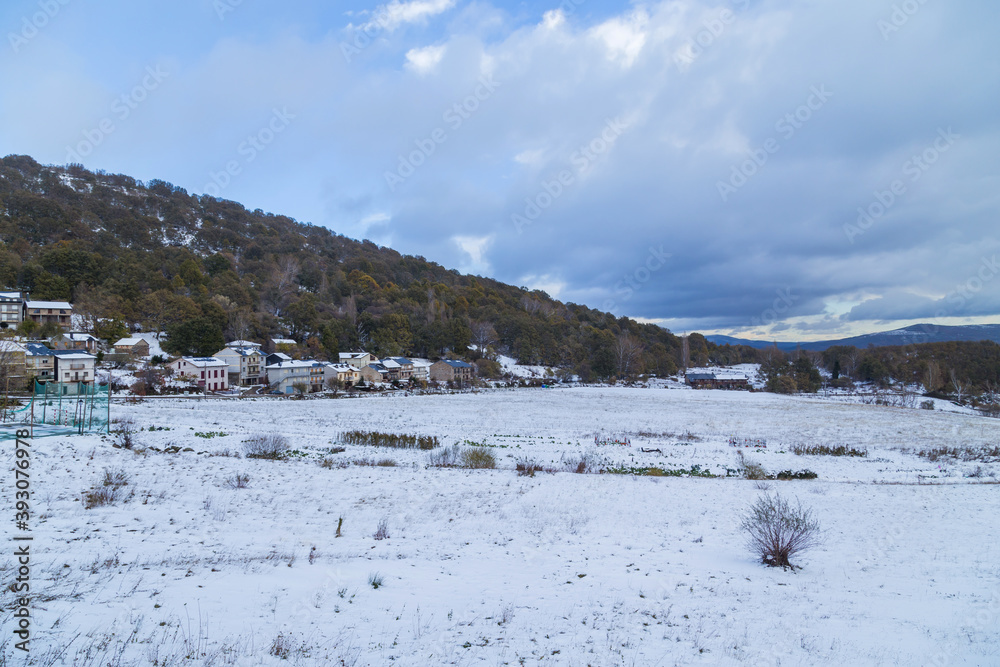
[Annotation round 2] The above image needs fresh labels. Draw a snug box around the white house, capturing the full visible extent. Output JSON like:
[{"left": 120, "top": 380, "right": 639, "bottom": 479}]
[
  {"left": 339, "top": 351, "right": 376, "bottom": 369},
  {"left": 214, "top": 343, "right": 264, "bottom": 385},
  {"left": 168, "top": 357, "right": 230, "bottom": 391},
  {"left": 410, "top": 359, "right": 432, "bottom": 381},
  {"left": 51, "top": 350, "right": 97, "bottom": 385},
  {"left": 265, "top": 359, "right": 324, "bottom": 394},
  {"left": 322, "top": 362, "right": 360, "bottom": 387}
]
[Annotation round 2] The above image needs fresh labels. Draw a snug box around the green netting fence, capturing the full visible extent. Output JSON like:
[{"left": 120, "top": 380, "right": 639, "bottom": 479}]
[{"left": 0, "top": 380, "right": 110, "bottom": 440}]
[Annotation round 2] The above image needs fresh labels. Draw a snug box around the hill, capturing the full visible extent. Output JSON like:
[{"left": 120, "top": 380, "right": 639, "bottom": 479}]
[
  {"left": 707, "top": 323, "right": 1000, "bottom": 352},
  {"left": 0, "top": 155, "right": 682, "bottom": 379}
]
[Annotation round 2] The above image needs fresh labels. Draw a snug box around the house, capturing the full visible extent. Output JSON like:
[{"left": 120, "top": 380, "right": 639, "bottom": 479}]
[
  {"left": 265, "top": 359, "right": 324, "bottom": 394},
  {"left": 322, "top": 362, "right": 360, "bottom": 388},
  {"left": 339, "top": 351, "right": 376, "bottom": 369},
  {"left": 685, "top": 371, "right": 750, "bottom": 390},
  {"left": 410, "top": 359, "right": 432, "bottom": 381},
  {"left": 228, "top": 340, "right": 261, "bottom": 349},
  {"left": 51, "top": 350, "right": 97, "bottom": 385},
  {"left": 271, "top": 338, "right": 297, "bottom": 355},
  {"left": 25, "top": 301, "right": 73, "bottom": 329},
  {"left": 113, "top": 337, "right": 151, "bottom": 357},
  {"left": 214, "top": 343, "right": 264, "bottom": 386},
  {"left": 24, "top": 343, "right": 55, "bottom": 383},
  {"left": 168, "top": 357, "right": 230, "bottom": 392},
  {"left": 51, "top": 332, "right": 100, "bottom": 354},
  {"left": 380, "top": 358, "right": 401, "bottom": 381},
  {"left": 0, "top": 290, "right": 25, "bottom": 328},
  {"left": 359, "top": 363, "right": 391, "bottom": 384},
  {"left": 265, "top": 352, "right": 292, "bottom": 366},
  {"left": 386, "top": 357, "right": 414, "bottom": 381},
  {"left": 429, "top": 359, "right": 474, "bottom": 384},
  {"left": 0, "top": 339, "right": 28, "bottom": 386}
]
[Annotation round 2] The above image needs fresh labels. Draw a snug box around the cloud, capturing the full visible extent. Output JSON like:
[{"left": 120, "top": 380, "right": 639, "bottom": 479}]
[
  {"left": 405, "top": 44, "right": 447, "bottom": 74},
  {"left": 362, "top": 0, "right": 456, "bottom": 33}
]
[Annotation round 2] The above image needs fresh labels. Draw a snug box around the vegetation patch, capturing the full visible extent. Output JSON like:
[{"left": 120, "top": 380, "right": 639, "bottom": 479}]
[
  {"left": 790, "top": 444, "right": 867, "bottom": 457},
  {"left": 243, "top": 433, "right": 290, "bottom": 460},
  {"left": 604, "top": 464, "right": 717, "bottom": 478},
  {"left": 340, "top": 430, "right": 439, "bottom": 450}
]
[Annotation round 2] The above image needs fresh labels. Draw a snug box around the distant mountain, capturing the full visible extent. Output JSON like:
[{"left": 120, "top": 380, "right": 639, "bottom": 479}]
[{"left": 706, "top": 324, "right": 1000, "bottom": 352}]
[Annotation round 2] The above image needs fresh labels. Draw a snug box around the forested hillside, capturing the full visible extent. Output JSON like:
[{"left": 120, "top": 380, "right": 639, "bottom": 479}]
[{"left": 0, "top": 155, "right": 688, "bottom": 379}]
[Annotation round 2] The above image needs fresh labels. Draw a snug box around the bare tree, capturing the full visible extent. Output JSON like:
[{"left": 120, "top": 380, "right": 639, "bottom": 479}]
[
  {"left": 613, "top": 333, "right": 644, "bottom": 379},
  {"left": 227, "top": 309, "right": 255, "bottom": 342},
  {"left": 923, "top": 361, "right": 940, "bottom": 394},
  {"left": 950, "top": 369, "right": 966, "bottom": 403},
  {"left": 470, "top": 321, "right": 498, "bottom": 360}
]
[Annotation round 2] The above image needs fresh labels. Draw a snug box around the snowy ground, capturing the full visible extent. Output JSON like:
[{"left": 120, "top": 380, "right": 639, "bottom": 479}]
[{"left": 2, "top": 387, "right": 999, "bottom": 666}]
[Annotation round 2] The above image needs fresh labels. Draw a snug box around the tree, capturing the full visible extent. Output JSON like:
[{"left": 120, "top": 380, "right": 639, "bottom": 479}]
[
  {"left": 951, "top": 368, "right": 966, "bottom": 403},
  {"left": 613, "top": 333, "right": 643, "bottom": 379},
  {"left": 470, "top": 321, "right": 498, "bottom": 361},
  {"left": 162, "top": 318, "right": 225, "bottom": 357}
]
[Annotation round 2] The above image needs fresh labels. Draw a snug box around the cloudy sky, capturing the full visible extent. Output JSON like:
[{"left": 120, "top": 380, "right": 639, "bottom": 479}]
[{"left": 2, "top": 0, "right": 998, "bottom": 341}]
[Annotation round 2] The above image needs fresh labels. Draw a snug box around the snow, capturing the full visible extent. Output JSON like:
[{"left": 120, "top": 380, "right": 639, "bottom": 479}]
[
  {"left": 497, "top": 354, "right": 557, "bottom": 379},
  {"left": 3, "top": 387, "right": 999, "bottom": 665},
  {"left": 131, "top": 332, "right": 168, "bottom": 359}
]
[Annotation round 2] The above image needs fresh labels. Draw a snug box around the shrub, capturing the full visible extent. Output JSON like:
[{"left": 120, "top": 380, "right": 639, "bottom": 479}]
[
  {"left": 920, "top": 400, "right": 935, "bottom": 410},
  {"left": 775, "top": 469, "right": 818, "bottom": 480},
  {"left": 224, "top": 473, "right": 251, "bottom": 489},
  {"left": 84, "top": 486, "right": 120, "bottom": 509},
  {"left": 368, "top": 572, "right": 384, "bottom": 589},
  {"left": 243, "top": 433, "right": 290, "bottom": 460},
  {"left": 102, "top": 467, "right": 130, "bottom": 488},
  {"left": 460, "top": 448, "right": 496, "bottom": 469},
  {"left": 112, "top": 416, "right": 138, "bottom": 450},
  {"left": 374, "top": 517, "right": 390, "bottom": 540},
  {"left": 736, "top": 451, "right": 769, "bottom": 480},
  {"left": 562, "top": 452, "right": 597, "bottom": 474},
  {"left": 790, "top": 444, "right": 867, "bottom": 458},
  {"left": 515, "top": 458, "right": 547, "bottom": 477},
  {"left": 427, "top": 445, "right": 461, "bottom": 467},
  {"left": 740, "top": 493, "right": 821, "bottom": 570},
  {"left": 340, "top": 430, "right": 438, "bottom": 450}
]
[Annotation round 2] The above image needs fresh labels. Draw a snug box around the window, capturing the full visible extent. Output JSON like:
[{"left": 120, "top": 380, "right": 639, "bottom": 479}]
[{"left": 201, "top": 371, "right": 205, "bottom": 379}]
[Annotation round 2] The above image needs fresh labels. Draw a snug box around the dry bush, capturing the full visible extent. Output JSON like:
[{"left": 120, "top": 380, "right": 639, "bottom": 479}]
[
  {"left": 740, "top": 493, "right": 821, "bottom": 570},
  {"left": 112, "top": 416, "right": 139, "bottom": 450},
  {"left": 515, "top": 458, "right": 552, "bottom": 477},
  {"left": 427, "top": 445, "right": 461, "bottom": 467},
  {"left": 460, "top": 448, "right": 497, "bottom": 469},
  {"left": 102, "top": 467, "right": 130, "bottom": 488},
  {"left": 562, "top": 452, "right": 596, "bottom": 474},
  {"left": 373, "top": 517, "right": 390, "bottom": 541},
  {"left": 243, "top": 433, "right": 290, "bottom": 460},
  {"left": 736, "top": 450, "right": 769, "bottom": 480},
  {"left": 224, "top": 472, "right": 251, "bottom": 489},
  {"left": 269, "top": 633, "right": 291, "bottom": 659},
  {"left": 84, "top": 486, "right": 120, "bottom": 509}
]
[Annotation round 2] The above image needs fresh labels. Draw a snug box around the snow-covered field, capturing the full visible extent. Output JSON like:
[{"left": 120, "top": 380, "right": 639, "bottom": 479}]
[{"left": 3, "top": 387, "right": 999, "bottom": 665}]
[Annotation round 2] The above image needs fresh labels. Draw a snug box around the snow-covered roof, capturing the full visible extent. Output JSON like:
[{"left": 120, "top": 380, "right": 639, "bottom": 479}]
[
  {"left": 58, "top": 332, "right": 98, "bottom": 342},
  {"left": 0, "top": 291, "right": 22, "bottom": 300},
  {"left": 324, "top": 363, "right": 358, "bottom": 372},
  {"left": 272, "top": 338, "right": 297, "bottom": 345},
  {"left": 381, "top": 359, "right": 401, "bottom": 369},
  {"left": 268, "top": 352, "right": 292, "bottom": 361},
  {"left": 0, "top": 340, "right": 27, "bottom": 353},
  {"left": 26, "top": 300, "right": 72, "bottom": 309},
  {"left": 25, "top": 343, "right": 54, "bottom": 356},
  {"left": 339, "top": 351, "right": 370, "bottom": 359},
  {"left": 226, "top": 340, "right": 261, "bottom": 348},
  {"left": 389, "top": 357, "right": 413, "bottom": 366},
  {"left": 115, "top": 337, "right": 144, "bottom": 346},
  {"left": 265, "top": 360, "right": 322, "bottom": 370},
  {"left": 54, "top": 352, "right": 95, "bottom": 360},
  {"left": 176, "top": 356, "right": 227, "bottom": 368},
  {"left": 219, "top": 346, "right": 261, "bottom": 357}
]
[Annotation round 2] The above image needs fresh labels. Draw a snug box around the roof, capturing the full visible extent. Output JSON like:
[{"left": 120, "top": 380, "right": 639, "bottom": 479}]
[
  {"left": 26, "top": 300, "right": 72, "bottom": 309},
  {"left": 57, "top": 332, "right": 98, "bottom": 341},
  {"left": 0, "top": 340, "right": 27, "bottom": 353},
  {"left": 272, "top": 338, "right": 297, "bottom": 345},
  {"left": 265, "top": 360, "right": 322, "bottom": 370},
  {"left": 226, "top": 340, "right": 261, "bottom": 348},
  {"left": 115, "top": 337, "right": 145, "bottom": 346},
  {"left": 381, "top": 359, "right": 401, "bottom": 369},
  {"left": 51, "top": 349, "right": 94, "bottom": 358},
  {"left": 365, "top": 363, "right": 389, "bottom": 372},
  {"left": 0, "top": 291, "right": 21, "bottom": 299},
  {"left": 176, "top": 356, "right": 227, "bottom": 367},
  {"left": 339, "top": 352, "right": 370, "bottom": 359},
  {"left": 268, "top": 352, "right": 292, "bottom": 361},
  {"left": 436, "top": 359, "right": 473, "bottom": 369},
  {"left": 389, "top": 357, "right": 413, "bottom": 366},
  {"left": 686, "top": 371, "right": 748, "bottom": 381},
  {"left": 25, "top": 343, "right": 54, "bottom": 356},
  {"left": 218, "top": 346, "right": 261, "bottom": 357}
]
